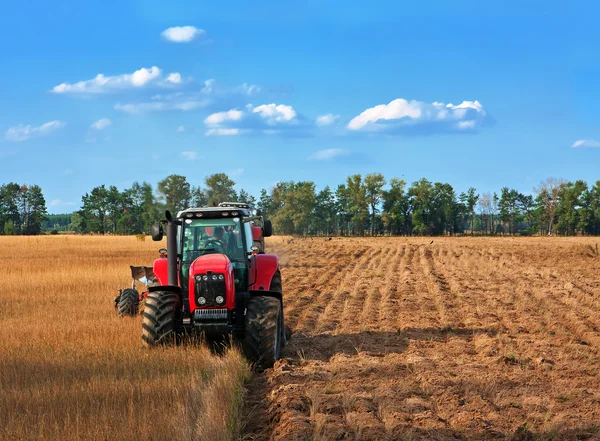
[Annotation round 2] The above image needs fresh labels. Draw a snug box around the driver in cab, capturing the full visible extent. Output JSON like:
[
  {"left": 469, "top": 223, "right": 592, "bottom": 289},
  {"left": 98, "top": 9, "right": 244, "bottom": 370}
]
[{"left": 208, "top": 226, "right": 227, "bottom": 253}]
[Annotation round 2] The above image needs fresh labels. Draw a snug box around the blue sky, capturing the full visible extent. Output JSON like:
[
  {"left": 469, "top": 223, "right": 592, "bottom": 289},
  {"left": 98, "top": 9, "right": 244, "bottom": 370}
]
[{"left": 1, "top": 0, "right": 599, "bottom": 213}]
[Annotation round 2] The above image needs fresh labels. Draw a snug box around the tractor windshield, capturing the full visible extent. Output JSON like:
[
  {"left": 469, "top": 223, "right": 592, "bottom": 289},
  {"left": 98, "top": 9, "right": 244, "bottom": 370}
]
[{"left": 179, "top": 218, "right": 246, "bottom": 263}]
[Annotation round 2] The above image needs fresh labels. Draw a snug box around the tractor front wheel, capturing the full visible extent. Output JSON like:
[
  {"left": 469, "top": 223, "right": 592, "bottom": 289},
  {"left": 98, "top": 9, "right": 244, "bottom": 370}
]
[
  {"left": 117, "top": 288, "right": 139, "bottom": 317},
  {"left": 243, "top": 296, "right": 282, "bottom": 369},
  {"left": 142, "top": 291, "right": 181, "bottom": 347}
]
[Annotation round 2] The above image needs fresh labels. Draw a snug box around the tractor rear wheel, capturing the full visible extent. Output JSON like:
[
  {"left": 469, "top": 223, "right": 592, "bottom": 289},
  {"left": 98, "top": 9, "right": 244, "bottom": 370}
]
[
  {"left": 117, "top": 288, "right": 139, "bottom": 317},
  {"left": 142, "top": 291, "right": 181, "bottom": 347},
  {"left": 269, "top": 270, "right": 286, "bottom": 347},
  {"left": 243, "top": 296, "right": 282, "bottom": 369}
]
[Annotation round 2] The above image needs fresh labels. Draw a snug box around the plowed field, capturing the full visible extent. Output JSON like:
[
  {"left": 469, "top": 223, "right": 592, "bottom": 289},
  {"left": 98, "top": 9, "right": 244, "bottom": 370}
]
[{"left": 245, "top": 237, "right": 600, "bottom": 441}]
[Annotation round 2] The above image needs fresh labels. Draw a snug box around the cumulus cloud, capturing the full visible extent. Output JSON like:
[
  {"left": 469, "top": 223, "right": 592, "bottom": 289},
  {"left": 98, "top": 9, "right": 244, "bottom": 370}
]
[
  {"left": 51, "top": 67, "right": 182, "bottom": 94},
  {"left": 204, "top": 109, "right": 244, "bottom": 125},
  {"left": 161, "top": 26, "right": 205, "bottom": 43},
  {"left": 316, "top": 113, "right": 340, "bottom": 126},
  {"left": 203, "top": 103, "right": 311, "bottom": 136},
  {"left": 91, "top": 118, "right": 111, "bottom": 130},
  {"left": 571, "top": 139, "right": 600, "bottom": 148},
  {"left": 181, "top": 151, "right": 199, "bottom": 160},
  {"left": 5, "top": 120, "right": 66, "bottom": 142},
  {"left": 347, "top": 98, "right": 491, "bottom": 135},
  {"left": 308, "top": 148, "right": 348, "bottom": 160}
]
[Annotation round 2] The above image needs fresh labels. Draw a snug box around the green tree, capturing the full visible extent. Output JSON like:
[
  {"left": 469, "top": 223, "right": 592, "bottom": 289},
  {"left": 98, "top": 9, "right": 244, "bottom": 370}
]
[
  {"left": 346, "top": 175, "right": 369, "bottom": 235},
  {"left": 382, "top": 178, "right": 409, "bottom": 235},
  {"left": 157, "top": 174, "right": 191, "bottom": 213},
  {"left": 205, "top": 173, "right": 236, "bottom": 206},
  {"left": 364, "top": 173, "right": 386, "bottom": 236},
  {"left": 82, "top": 185, "right": 110, "bottom": 234}
]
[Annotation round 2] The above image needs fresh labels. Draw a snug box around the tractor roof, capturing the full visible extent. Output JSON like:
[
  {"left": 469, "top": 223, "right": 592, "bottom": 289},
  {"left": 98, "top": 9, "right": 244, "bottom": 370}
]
[{"left": 177, "top": 205, "right": 254, "bottom": 219}]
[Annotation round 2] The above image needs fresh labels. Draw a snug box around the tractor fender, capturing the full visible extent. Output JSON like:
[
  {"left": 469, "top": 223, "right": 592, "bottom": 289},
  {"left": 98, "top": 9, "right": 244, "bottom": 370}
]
[
  {"left": 153, "top": 257, "right": 169, "bottom": 286},
  {"left": 249, "top": 254, "right": 279, "bottom": 291}
]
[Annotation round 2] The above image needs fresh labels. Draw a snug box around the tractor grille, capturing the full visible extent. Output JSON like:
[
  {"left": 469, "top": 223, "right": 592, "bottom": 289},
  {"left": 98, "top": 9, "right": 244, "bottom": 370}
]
[
  {"left": 194, "top": 273, "right": 226, "bottom": 306},
  {"left": 194, "top": 308, "right": 228, "bottom": 321}
]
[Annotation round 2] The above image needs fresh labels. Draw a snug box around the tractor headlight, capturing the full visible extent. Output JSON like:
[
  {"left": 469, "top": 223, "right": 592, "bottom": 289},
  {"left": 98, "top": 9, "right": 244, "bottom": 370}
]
[
  {"left": 215, "top": 296, "right": 225, "bottom": 304},
  {"left": 218, "top": 274, "right": 224, "bottom": 280},
  {"left": 202, "top": 275, "right": 208, "bottom": 281},
  {"left": 212, "top": 275, "right": 218, "bottom": 281},
  {"left": 198, "top": 297, "right": 207, "bottom": 305},
  {"left": 195, "top": 275, "right": 202, "bottom": 281}
]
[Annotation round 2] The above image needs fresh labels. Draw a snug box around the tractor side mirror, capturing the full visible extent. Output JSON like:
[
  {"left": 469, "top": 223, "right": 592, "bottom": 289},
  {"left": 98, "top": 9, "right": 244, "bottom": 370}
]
[
  {"left": 263, "top": 220, "right": 273, "bottom": 237},
  {"left": 151, "top": 223, "right": 164, "bottom": 241}
]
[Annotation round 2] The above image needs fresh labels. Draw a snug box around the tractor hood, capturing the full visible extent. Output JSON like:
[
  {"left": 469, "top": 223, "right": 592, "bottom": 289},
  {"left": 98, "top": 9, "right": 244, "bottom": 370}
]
[{"left": 189, "top": 253, "right": 231, "bottom": 273}]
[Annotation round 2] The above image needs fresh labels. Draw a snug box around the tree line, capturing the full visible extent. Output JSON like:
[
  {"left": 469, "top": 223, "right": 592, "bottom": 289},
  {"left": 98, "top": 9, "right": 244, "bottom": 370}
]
[{"left": 2, "top": 174, "right": 600, "bottom": 237}]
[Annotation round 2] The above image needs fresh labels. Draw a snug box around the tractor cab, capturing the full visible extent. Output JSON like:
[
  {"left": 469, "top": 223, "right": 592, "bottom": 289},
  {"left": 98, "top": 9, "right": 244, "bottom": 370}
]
[{"left": 144, "top": 204, "right": 284, "bottom": 368}]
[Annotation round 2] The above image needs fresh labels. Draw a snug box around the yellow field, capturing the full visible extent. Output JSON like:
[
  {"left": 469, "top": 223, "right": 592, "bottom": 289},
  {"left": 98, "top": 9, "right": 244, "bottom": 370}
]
[
  {"left": 3, "top": 236, "right": 600, "bottom": 441},
  {"left": 0, "top": 236, "right": 249, "bottom": 441}
]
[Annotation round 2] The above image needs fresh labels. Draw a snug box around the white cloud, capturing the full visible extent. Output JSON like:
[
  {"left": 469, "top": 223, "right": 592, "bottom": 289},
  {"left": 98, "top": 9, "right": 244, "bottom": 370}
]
[
  {"left": 166, "top": 72, "right": 182, "bottom": 84},
  {"left": 308, "top": 148, "right": 348, "bottom": 160},
  {"left": 114, "top": 99, "right": 208, "bottom": 113},
  {"left": 229, "top": 168, "right": 244, "bottom": 176},
  {"left": 131, "top": 66, "right": 161, "bottom": 86},
  {"left": 91, "top": 118, "right": 112, "bottom": 130},
  {"left": 203, "top": 103, "right": 311, "bottom": 136},
  {"left": 51, "top": 66, "right": 177, "bottom": 94},
  {"left": 176, "top": 126, "right": 185, "bottom": 133},
  {"left": 252, "top": 104, "right": 296, "bottom": 124},
  {"left": 205, "top": 128, "right": 241, "bottom": 136},
  {"left": 204, "top": 109, "right": 244, "bottom": 126},
  {"left": 161, "top": 26, "right": 205, "bottom": 43},
  {"left": 316, "top": 113, "right": 339, "bottom": 126},
  {"left": 181, "top": 151, "right": 199, "bottom": 160},
  {"left": 49, "top": 199, "right": 76, "bottom": 207},
  {"left": 347, "top": 98, "right": 490, "bottom": 134},
  {"left": 571, "top": 139, "right": 600, "bottom": 148},
  {"left": 5, "top": 120, "right": 66, "bottom": 142}
]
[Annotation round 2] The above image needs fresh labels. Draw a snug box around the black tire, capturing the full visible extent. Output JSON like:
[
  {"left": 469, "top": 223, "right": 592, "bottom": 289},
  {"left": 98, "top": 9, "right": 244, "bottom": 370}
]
[
  {"left": 117, "top": 288, "right": 139, "bottom": 317},
  {"left": 243, "top": 296, "right": 282, "bottom": 369},
  {"left": 142, "top": 291, "right": 181, "bottom": 347},
  {"left": 270, "top": 270, "right": 286, "bottom": 348}
]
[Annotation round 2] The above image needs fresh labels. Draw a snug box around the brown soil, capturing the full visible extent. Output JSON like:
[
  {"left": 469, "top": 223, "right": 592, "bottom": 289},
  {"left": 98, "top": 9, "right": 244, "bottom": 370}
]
[{"left": 243, "top": 237, "right": 600, "bottom": 441}]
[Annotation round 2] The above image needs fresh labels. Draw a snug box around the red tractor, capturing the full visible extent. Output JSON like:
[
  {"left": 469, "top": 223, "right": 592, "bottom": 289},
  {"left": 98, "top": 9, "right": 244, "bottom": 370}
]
[{"left": 143, "top": 203, "right": 285, "bottom": 368}]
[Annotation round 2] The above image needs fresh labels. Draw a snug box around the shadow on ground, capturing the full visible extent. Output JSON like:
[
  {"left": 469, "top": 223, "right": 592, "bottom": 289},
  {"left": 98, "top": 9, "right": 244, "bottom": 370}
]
[{"left": 283, "top": 326, "right": 495, "bottom": 361}]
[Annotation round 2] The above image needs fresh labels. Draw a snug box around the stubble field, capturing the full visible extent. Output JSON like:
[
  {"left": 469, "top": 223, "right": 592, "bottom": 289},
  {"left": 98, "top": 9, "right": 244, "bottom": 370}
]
[
  {"left": 2, "top": 236, "right": 600, "bottom": 441},
  {"left": 0, "top": 236, "right": 249, "bottom": 441}
]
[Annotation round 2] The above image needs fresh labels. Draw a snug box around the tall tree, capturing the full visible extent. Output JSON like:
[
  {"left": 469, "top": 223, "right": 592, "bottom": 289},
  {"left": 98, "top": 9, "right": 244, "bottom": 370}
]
[
  {"left": 157, "top": 174, "right": 191, "bottom": 213},
  {"left": 346, "top": 175, "right": 369, "bottom": 235},
  {"left": 535, "top": 178, "right": 566, "bottom": 236},
  {"left": 382, "top": 178, "right": 409, "bottom": 235},
  {"left": 204, "top": 173, "right": 236, "bottom": 206},
  {"left": 82, "top": 185, "right": 110, "bottom": 234},
  {"left": 364, "top": 173, "right": 386, "bottom": 236}
]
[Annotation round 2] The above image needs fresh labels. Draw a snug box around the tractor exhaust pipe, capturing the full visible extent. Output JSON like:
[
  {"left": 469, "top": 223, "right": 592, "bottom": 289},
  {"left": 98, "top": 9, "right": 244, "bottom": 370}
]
[{"left": 165, "top": 211, "right": 179, "bottom": 286}]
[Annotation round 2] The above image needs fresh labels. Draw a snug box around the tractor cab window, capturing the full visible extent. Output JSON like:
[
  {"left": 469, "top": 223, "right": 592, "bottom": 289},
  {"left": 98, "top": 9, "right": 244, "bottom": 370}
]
[{"left": 180, "top": 218, "right": 246, "bottom": 263}]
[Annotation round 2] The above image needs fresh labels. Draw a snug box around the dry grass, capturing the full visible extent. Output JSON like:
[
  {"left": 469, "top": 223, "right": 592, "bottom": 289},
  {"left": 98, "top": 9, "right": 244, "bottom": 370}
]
[
  {"left": 0, "top": 236, "right": 250, "bottom": 441},
  {"left": 246, "top": 236, "right": 600, "bottom": 441}
]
